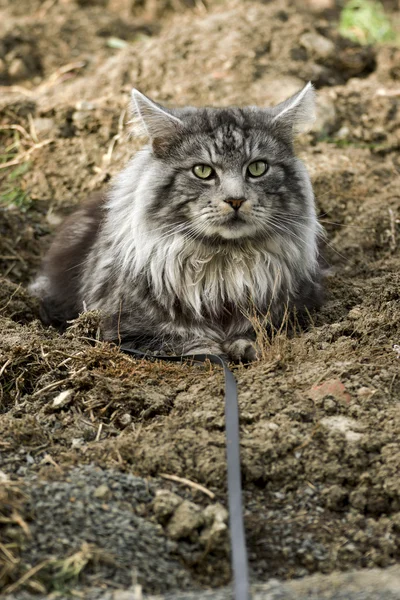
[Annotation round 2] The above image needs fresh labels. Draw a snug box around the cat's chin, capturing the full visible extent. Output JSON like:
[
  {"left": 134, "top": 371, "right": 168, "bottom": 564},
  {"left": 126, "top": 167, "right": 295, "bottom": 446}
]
[{"left": 207, "top": 222, "right": 259, "bottom": 241}]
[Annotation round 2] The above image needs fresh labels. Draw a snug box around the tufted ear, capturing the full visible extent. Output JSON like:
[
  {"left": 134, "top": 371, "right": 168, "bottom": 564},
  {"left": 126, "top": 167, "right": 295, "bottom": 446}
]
[
  {"left": 131, "top": 89, "right": 183, "bottom": 141},
  {"left": 271, "top": 82, "right": 316, "bottom": 135}
]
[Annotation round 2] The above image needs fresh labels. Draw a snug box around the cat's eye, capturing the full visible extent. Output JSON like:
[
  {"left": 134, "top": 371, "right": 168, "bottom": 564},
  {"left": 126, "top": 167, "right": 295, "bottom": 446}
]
[
  {"left": 247, "top": 161, "right": 267, "bottom": 178},
  {"left": 193, "top": 164, "right": 214, "bottom": 180}
]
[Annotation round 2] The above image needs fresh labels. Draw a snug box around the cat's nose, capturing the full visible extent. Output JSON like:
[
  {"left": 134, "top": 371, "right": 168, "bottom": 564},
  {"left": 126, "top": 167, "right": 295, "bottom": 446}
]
[{"left": 224, "top": 198, "right": 246, "bottom": 211}]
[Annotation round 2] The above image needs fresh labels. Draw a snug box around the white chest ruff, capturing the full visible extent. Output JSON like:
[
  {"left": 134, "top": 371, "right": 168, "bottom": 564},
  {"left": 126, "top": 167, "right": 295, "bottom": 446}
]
[{"left": 145, "top": 238, "right": 295, "bottom": 317}]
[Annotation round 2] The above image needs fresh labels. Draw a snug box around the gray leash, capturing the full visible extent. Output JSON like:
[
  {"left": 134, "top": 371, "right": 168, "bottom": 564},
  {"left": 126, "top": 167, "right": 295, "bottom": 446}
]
[{"left": 120, "top": 347, "right": 250, "bottom": 600}]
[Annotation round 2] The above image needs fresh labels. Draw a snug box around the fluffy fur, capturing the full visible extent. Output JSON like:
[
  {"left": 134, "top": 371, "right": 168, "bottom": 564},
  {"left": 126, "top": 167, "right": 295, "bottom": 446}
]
[{"left": 30, "top": 84, "right": 324, "bottom": 360}]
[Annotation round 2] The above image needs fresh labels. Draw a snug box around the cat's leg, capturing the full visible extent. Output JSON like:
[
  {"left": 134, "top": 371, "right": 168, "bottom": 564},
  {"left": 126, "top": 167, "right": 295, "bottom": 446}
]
[
  {"left": 181, "top": 337, "right": 225, "bottom": 357},
  {"left": 103, "top": 312, "right": 226, "bottom": 357}
]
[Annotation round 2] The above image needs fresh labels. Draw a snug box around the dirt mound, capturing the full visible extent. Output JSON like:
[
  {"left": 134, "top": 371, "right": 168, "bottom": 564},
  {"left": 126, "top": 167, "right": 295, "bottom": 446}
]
[{"left": 1, "top": 0, "right": 400, "bottom": 597}]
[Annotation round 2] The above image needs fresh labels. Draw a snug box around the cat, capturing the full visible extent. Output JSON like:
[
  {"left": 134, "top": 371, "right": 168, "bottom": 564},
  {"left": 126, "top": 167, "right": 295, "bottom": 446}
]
[{"left": 30, "top": 83, "right": 324, "bottom": 361}]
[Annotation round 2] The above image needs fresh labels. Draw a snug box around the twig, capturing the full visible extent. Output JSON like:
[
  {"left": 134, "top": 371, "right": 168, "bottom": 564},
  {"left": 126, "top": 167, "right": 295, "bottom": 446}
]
[
  {"left": 0, "top": 124, "right": 33, "bottom": 140},
  {"left": 0, "top": 541, "right": 19, "bottom": 564},
  {"left": 3, "top": 559, "right": 51, "bottom": 594},
  {"left": 95, "top": 422, "right": 103, "bottom": 442},
  {"left": 45, "top": 60, "right": 86, "bottom": 85},
  {"left": 40, "top": 453, "right": 62, "bottom": 473},
  {"left": 0, "top": 85, "right": 35, "bottom": 96},
  {"left": 376, "top": 88, "right": 400, "bottom": 97},
  {"left": 388, "top": 208, "right": 397, "bottom": 252},
  {"left": 0, "top": 359, "right": 11, "bottom": 378},
  {"left": 31, "top": 379, "right": 65, "bottom": 397},
  {"left": 159, "top": 473, "right": 215, "bottom": 499},
  {"left": 0, "top": 284, "right": 22, "bottom": 313},
  {"left": 11, "top": 510, "right": 31, "bottom": 538},
  {"left": 0, "top": 139, "right": 53, "bottom": 170}
]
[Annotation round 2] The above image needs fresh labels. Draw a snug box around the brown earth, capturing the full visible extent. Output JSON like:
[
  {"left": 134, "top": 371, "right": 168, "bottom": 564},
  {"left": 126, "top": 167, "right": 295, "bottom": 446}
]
[{"left": 1, "top": 0, "right": 400, "bottom": 597}]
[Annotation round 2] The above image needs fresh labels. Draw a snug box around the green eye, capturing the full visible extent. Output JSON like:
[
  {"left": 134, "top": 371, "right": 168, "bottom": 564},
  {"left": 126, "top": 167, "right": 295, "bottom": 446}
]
[
  {"left": 193, "top": 164, "right": 214, "bottom": 179},
  {"left": 247, "top": 161, "right": 267, "bottom": 178}
]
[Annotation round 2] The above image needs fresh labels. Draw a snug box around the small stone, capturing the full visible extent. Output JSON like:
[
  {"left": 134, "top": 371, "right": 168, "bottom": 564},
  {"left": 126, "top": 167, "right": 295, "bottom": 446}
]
[
  {"left": 357, "top": 387, "right": 376, "bottom": 398},
  {"left": 52, "top": 389, "right": 74, "bottom": 409},
  {"left": 166, "top": 500, "right": 204, "bottom": 540},
  {"left": 71, "top": 438, "right": 85, "bottom": 448},
  {"left": 32, "top": 117, "right": 55, "bottom": 139},
  {"left": 308, "top": 379, "right": 351, "bottom": 404},
  {"left": 153, "top": 489, "right": 182, "bottom": 524},
  {"left": 8, "top": 58, "right": 29, "bottom": 80},
  {"left": 46, "top": 211, "right": 63, "bottom": 227},
  {"left": 299, "top": 32, "right": 335, "bottom": 60},
  {"left": 202, "top": 503, "right": 228, "bottom": 527},
  {"left": 93, "top": 484, "right": 111, "bottom": 500},
  {"left": 75, "top": 100, "right": 95, "bottom": 111},
  {"left": 118, "top": 413, "right": 132, "bottom": 427},
  {"left": 320, "top": 416, "right": 364, "bottom": 443},
  {"left": 336, "top": 126, "right": 350, "bottom": 140}
]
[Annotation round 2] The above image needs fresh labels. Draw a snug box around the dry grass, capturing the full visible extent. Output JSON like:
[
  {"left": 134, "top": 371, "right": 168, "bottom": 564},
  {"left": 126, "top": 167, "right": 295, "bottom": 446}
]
[
  {"left": 242, "top": 297, "right": 313, "bottom": 365},
  {"left": 0, "top": 474, "right": 29, "bottom": 591}
]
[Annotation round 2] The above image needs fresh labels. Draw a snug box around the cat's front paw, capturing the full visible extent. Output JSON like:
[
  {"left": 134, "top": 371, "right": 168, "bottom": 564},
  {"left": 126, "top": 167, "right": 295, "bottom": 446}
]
[{"left": 223, "top": 338, "right": 258, "bottom": 363}]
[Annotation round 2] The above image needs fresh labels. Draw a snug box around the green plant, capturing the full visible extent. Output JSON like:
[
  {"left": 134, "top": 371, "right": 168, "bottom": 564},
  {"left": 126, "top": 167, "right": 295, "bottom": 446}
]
[
  {"left": 0, "top": 161, "right": 32, "bottom": 212},
  {"left": 339, "top": 0, "right": 396, "bottom": 45}
]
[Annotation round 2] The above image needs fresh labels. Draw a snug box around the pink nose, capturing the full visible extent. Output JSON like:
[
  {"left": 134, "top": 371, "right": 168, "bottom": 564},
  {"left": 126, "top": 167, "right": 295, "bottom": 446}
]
[{"left": 224, "top": 198, "right": 246, "bottom": 210}]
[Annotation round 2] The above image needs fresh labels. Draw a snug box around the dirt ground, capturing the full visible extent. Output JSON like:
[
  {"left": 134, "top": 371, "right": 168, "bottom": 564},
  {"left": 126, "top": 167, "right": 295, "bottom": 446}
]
[{"left": 1, "top": 0, "right": 400, "bottom": 597}]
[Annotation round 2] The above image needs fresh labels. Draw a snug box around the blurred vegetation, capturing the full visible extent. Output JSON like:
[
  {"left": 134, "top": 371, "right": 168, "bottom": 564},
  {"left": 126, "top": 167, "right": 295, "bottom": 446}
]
[
  {"left": 0, "top": 131, "right": 32, "bottom": 212},
  {"left": 0, "top": 161, "right": 32, "bottom": 212},
  {"left": 339, "top": 0, "right": 397, "bottom": 45}
]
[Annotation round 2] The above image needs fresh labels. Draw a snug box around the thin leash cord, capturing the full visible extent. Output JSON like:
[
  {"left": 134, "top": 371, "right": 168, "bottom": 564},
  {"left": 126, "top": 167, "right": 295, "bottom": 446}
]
[{"left": 120, "top": 346, "right": 250, "bottom": 600}]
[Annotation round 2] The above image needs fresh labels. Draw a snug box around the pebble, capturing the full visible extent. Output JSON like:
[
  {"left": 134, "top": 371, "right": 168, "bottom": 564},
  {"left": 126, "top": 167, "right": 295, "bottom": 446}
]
[
  {"left": 75, "top": 100, "right": 95, "bottom": 111},
  {"left": 46, "top": 211, "right": 63, "bottom": 227},
  {"left": 93, "top": 483, "right": 111, "bottom": 500},
  {"left": 299, "top": 32, "right": 335, "bottom": 60},
  {"left": 8, "top": 57, "right": 29, "bottom": 79},
  {"left": 52, "top": 389, "right": 74, "bottom": 409},
  {"left": 32, "top": 117, "right": 55, "bottom": 138},
  {"left": 153, "top": 489, "right": 182, "bottom": 523},
  {"left": 320, "top": 416, "right": 364, "bottom": 443},
  {"left": 336, "top": 125, "right": 350, "bottom": 140},
  {"left": 118, "top": 412, "right": 132, "bottom": 427},
  {"left": 167, "top": 500, "right": 204, "bottom": 540},
  {"left": 308, "top": 379, "right": 351, "bottom": 404}
]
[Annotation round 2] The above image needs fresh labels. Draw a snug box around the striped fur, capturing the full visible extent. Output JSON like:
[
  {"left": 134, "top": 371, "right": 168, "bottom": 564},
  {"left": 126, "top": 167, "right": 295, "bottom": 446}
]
[{"left": 31, "top": 85, "right": 324, "bottom": 360}]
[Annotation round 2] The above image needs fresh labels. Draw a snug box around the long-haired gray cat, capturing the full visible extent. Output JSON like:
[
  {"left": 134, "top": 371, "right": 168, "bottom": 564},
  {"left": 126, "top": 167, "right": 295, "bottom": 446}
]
[{"left": 30, "top": 83, "right": 323, "bottom": 361}]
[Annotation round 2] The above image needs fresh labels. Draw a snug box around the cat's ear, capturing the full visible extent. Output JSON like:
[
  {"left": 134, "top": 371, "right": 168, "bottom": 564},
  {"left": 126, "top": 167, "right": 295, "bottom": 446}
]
[
  {"left": 271, "top": 82, "right": 315, "bottom": 135},
  {"left": 131, "top": 89, "right": 183, "bottom": 142}
]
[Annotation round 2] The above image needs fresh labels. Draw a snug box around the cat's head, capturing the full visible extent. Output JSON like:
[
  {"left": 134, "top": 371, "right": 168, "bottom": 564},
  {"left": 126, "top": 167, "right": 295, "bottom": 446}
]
[{"left": 130, "top": 84, "right": 316, "bottom": 243}]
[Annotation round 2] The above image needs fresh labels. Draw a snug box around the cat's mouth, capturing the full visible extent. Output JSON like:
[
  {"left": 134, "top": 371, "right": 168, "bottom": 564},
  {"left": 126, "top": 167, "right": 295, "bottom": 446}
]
[
  {"left": 223, "top": 212, "right": 247, "bottom": 226},
  {"left": 207, "top": 213, "right": 258, "bottom": 240}
]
